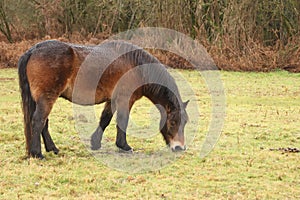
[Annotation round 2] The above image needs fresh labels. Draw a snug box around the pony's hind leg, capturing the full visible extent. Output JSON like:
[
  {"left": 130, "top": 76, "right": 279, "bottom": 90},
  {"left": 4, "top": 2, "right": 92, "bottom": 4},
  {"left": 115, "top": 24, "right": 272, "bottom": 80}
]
[
  {"left": 42, "top": 119, "right": 59, "bottom": 154},
  {"left": 30, "top": 96, "right": 56, "bottom": 159},
  {"left": 91, "top": 101, "right": 115, "bottom": 150}
]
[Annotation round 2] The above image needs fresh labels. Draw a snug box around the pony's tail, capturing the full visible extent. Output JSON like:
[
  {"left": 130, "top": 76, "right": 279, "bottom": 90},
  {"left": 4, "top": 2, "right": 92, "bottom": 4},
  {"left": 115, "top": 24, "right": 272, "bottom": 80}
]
[{"left": 18, "top": 48, "right": 35, "bottom": 157}]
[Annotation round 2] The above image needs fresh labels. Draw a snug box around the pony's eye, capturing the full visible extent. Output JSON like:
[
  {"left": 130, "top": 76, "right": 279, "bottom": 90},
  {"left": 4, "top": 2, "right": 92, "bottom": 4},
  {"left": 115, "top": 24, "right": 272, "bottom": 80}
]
[{"left": 170, "top": 121, "right": 176, "bottom": 127}]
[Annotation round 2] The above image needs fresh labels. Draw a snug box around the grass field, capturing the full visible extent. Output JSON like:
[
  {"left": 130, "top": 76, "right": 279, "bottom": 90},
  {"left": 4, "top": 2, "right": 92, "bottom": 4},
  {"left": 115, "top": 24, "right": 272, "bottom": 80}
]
[{"left": 0, "top": 68, "right": 299, "bottom": 199}]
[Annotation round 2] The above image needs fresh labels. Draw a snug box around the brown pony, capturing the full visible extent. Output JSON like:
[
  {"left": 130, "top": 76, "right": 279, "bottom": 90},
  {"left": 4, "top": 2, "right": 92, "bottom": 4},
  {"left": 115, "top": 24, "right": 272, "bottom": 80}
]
[{"left": 18, "top": 40, "right": 189, "bottom": 159}]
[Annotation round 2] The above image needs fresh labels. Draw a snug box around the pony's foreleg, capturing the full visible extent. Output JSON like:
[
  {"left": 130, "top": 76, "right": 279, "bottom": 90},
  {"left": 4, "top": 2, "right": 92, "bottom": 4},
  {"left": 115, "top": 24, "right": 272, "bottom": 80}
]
[
  {"left": 115, "top": 92, "right": 141, "bottom": 152},
  {"left": 115, "top": 104, "right": 133, "bottom": 152},
  {"left": 91, "top": 101, "right": 115, "bottom": 150},
  {"left": 116, "top": 111, "right": 132, "bottom": 152},
  {"left": 41, "top": 119, "right": 59, "bottom": 154}
]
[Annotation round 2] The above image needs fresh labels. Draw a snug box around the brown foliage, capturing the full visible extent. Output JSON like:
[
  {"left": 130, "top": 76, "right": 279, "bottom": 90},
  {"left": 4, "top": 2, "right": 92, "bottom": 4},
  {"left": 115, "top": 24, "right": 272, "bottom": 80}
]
[
  {"left": 0, "top": 34, "right": 299, "bottom": 72},
  {"left": 0, "top": 39, "right": 38, "bottom": 68},
  {"left": 0, "top": 33, "right": 108, "bottom": 68}
]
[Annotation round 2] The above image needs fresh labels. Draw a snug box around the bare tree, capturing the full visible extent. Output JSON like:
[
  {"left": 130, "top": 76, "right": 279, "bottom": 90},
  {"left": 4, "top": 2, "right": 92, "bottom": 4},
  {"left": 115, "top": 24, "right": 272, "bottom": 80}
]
[{"left": 0, "top": 0, "right": 12, "bottom": 42}]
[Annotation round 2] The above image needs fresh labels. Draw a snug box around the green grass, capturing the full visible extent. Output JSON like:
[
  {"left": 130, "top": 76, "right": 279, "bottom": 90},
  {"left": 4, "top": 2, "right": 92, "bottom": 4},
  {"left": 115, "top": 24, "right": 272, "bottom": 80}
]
[{"left": 0, "top": 68, "right": 299, "bottom": 199}]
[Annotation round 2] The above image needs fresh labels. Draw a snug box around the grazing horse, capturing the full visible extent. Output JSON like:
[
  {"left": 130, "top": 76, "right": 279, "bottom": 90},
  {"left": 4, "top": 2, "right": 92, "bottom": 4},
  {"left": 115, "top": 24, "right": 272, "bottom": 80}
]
[{"left": 18, "top": 40, "right": 189, "bottom": 159}]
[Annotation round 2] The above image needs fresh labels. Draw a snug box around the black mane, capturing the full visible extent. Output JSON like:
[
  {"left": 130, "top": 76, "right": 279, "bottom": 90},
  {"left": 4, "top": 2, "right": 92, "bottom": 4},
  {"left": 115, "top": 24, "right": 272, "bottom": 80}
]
[{"left": 108, "top": 41, "right": 185, "bottom": 114}]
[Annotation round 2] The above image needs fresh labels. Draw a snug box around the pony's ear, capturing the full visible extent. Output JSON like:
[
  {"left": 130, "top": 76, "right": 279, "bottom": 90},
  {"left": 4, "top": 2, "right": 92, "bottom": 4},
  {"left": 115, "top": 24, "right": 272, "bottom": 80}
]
[{"left": 183, "top": 100, "right": 189, "bottom": 109}]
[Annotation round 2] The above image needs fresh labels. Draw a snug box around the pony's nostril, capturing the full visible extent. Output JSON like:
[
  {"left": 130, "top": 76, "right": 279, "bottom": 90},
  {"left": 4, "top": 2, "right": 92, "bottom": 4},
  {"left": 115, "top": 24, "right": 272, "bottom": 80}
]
[{"left": 174, "top": 145, "right": 185, "bottom": 152}]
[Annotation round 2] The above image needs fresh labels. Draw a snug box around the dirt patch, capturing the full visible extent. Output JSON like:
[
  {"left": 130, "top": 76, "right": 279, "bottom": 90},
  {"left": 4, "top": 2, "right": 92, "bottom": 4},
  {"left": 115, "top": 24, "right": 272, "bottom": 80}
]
[{"left": 269, "top": 147, "right": 300, "bottom": 154}]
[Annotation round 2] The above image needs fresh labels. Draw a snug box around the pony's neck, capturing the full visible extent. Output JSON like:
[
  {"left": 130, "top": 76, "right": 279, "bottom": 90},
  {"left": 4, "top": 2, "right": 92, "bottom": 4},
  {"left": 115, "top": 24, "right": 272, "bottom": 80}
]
[{"left": 143, "top": 84, "right": 180, "bottom": 113}]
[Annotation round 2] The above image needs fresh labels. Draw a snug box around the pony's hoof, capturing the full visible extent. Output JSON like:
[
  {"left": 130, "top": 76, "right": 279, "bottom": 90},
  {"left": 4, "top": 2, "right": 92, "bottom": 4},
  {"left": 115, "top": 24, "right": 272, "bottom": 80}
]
[
  {"left": 116, "top": 142, "right": 133, "bottom": 153},
  {"left": 46, "top": 147, "right": 59, "bottom": 155},
  {"left": 30, "top": 152, "right": 45, "bottom": 160},
  {"left": 91, "top": 143, "right": 101, "bottom": 150},
  {"left": 118, "top": 148, "right": 134, "bottom": 154},
  {"left": 53, "top": 148, "right": 59, "bottom": 155},
  {"left": 91, "top": 133, "right": 102, "bottom": 150},
  {"left": 91, "top": 138, "right": 101, "bottom": 150}
]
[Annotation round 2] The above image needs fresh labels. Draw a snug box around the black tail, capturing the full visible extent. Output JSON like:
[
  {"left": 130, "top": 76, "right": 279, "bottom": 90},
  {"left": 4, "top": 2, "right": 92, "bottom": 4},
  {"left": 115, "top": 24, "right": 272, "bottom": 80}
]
[{"left": 18, "top": 48, "right": 35, "bottom": 157}]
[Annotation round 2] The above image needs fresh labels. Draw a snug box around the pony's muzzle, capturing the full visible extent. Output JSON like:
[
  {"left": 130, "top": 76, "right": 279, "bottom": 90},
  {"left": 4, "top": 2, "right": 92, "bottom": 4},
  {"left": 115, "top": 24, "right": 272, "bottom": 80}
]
[
  {"left": 172, "top": 145, "right": 186, "bottom": 152},
  {"left": 169, "top": 140, "right": 186, "bottom": 152}
]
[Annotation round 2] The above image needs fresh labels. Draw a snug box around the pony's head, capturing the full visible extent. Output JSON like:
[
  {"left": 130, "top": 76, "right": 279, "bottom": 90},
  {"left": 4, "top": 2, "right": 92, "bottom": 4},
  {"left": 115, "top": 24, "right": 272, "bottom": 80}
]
[{"left": 160, "top": 100, "right": 189, "bottom": 152}]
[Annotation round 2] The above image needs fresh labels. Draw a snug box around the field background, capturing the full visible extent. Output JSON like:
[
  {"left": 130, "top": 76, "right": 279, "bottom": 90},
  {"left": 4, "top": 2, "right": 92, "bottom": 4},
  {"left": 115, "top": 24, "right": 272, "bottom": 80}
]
[
  {"left": 0, "top": 0, "right": 300, "bottom": 199},
  {"left": 1, "top": 68, "right": 299, "bottom": 199}
]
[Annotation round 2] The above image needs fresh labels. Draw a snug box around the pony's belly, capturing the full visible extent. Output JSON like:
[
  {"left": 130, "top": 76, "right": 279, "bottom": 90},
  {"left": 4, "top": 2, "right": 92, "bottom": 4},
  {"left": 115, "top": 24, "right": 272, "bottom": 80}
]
[{"left": 60, "top": 84, "right": 109, "bottom": 105}]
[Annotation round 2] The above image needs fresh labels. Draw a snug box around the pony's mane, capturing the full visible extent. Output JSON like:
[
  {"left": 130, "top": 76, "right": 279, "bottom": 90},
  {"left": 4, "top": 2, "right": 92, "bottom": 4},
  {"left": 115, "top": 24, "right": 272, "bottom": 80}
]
[{"left": 105, "top": 40, "right": 184, "bottom": 112}]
